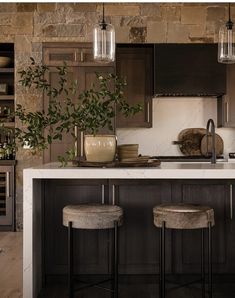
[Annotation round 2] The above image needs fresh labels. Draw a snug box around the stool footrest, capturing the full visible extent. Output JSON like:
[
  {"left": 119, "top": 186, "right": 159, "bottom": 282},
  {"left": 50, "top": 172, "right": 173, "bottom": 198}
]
[
  {"left": 73, "top": 278, "right": 114, "bottom": 293},
  {"left": 165, "top": 277, "right": 203, "bottom": 292}
]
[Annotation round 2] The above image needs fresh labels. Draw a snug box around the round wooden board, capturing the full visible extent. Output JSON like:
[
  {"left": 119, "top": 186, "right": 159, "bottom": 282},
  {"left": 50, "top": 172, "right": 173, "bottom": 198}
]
[
  {"left": 200, "top": 134, "right": 224, "bottom": 156},
  {"left": 177, "top": 128, "right": 207, "bottom": 156}
]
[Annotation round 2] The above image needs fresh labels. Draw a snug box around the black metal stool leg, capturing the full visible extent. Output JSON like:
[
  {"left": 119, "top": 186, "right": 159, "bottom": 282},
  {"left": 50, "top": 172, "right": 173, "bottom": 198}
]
[
  {"left": 159, "top": 225, "right": 162, "bottom": 298},
  {"left": 160, "top": 221, "right": 166, "bottom": 298},
  {"left": 201, "top": 228, "right": 205, "bottom": 298},
  {"left": 208, "top": 222, "right": 212, "bottom": 298},
  {"left": 68, "top": 221, "right": 74, "bottom": 298},
  {"left": 114, "top": 221, "right": 118, "bottom": 298}
]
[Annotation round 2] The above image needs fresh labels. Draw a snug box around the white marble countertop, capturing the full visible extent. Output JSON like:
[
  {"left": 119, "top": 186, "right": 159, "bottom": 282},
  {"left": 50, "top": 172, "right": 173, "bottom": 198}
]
[
  {"left": 23, "top": 162, "right": 235, "bottom": 179},
  {"left": 23, "top": 161, "right": 235, "bottom": 298}
]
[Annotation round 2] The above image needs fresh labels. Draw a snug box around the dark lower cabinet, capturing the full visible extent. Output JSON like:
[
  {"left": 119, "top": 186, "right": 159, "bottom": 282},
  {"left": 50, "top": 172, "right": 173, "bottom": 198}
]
[
  {"left": 111, "top": 180, "right": 172, "bottom": 274},
  {"left": 44, "top": 179, "right": 109, "bottom": 275},
  {"left": 43, "top": 179, "right": 235, "bottom": 277},
  {"left": 171, "top": 180, "right": 233, "bottom": 274}
]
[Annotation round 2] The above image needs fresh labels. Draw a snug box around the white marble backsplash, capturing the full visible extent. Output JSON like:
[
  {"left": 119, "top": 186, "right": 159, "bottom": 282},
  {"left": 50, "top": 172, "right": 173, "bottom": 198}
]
[{"left": 116, "top": 97, "right": 235, "bottom": 158}]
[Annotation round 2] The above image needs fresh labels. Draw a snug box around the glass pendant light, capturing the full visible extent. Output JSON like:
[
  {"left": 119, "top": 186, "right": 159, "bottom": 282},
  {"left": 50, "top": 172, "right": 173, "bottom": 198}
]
[
  {"left": 93, "top": 3, "right": 115, "bottom": 63},
  {"left": 218, "top": 3, "right": 235, "bottom": 64}
]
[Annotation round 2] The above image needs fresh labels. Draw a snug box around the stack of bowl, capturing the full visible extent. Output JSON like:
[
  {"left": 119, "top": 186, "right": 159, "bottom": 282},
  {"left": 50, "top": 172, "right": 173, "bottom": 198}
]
[
  {"left": 117, "top": 144, "right": 139, "bottom": 161},
  {"left": 0, "top": 57, "right": 11, "bottom": 68}
]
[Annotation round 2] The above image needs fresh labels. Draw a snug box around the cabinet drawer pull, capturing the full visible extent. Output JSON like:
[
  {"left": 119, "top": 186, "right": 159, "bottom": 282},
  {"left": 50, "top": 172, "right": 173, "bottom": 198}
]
[
  {"left": 230, "top": 184, "right": 233, "bottom": 220},
  {"left": 6, "top": 172, "right": 10, "bottom": 197},
  {"left": 101, "top": 184, "right": 105, "bottom": 204}
]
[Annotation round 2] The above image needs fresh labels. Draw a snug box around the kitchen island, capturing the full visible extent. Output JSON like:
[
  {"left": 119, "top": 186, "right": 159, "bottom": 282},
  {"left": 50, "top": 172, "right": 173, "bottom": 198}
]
[{"left": 23, "top": 162, "right": 235, "bottom": 298}]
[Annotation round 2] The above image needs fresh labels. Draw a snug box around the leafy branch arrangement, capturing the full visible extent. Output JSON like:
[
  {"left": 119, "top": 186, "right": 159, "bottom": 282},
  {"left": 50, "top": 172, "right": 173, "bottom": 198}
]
[{"left": 12, "top": 58, "right": 142, "bottom": 164}]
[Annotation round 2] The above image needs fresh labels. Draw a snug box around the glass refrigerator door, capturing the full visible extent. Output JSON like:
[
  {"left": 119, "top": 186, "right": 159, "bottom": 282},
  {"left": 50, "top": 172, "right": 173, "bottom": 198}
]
[{"left": 0, "top": 171, "right": 12, "bottom": 225}]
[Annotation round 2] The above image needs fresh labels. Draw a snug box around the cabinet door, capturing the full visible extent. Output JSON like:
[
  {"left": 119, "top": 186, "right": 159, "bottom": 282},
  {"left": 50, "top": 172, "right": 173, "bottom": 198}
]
[
  {"left": 116, "top": 45, "right": 153, "bottom": 128},
  {"left": 110, "top": 180, "right": 171, "bottom": 274},
  {"left": 44, "top": 179, "right": 109, "bottom": 275},
  {"left": 220, "top": 65, "right": 235, "bottom": 127},
  {"left": 0, "top": 166, "right": 14, "bottom": 227},
  {"left": 43, "top": 47, "right": 78, "bottom": 66},
  {"left": 43, "top": 43, "right": 115, "bottom": 67},
  {"left": 43, "top": 67, "right": 78, "bottom": 163},
  {"left": 172, "top": 180, "right": 232, "bottom": 274},
  {"left": 76, "top": 66, "right": 115, "bottom": 157}
]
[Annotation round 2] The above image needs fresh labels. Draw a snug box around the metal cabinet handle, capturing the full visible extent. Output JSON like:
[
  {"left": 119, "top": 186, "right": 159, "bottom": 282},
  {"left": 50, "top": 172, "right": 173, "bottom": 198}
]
[
  {"left": 74, "top": 126, "right": 78, "bottom": 157},
  {"left": 80, "top": 50, "right": 84, "bottom": 62},
  {"left": 101, "top": 184, "right": 105, "bottom": 204},
  {"left": 74, "top": 51, "right": 77, "bottom": 62},
  {"left": 230, "top": 184, "right": 233, "bottom": 220},
  {"left": 112, "top": 185, "right": 115, "bottom": 205},
  {"left": 225, "top": 100, "right": 229, "bottom": 123},
  {"left": 80, "top": 131, "right": 84, "bottom": 157},
  {"left": 6, "top": 172, "right": 10, "bottom": 197},
  {"left": 147, "top": 101, "right": 150, "bottom": 123}
]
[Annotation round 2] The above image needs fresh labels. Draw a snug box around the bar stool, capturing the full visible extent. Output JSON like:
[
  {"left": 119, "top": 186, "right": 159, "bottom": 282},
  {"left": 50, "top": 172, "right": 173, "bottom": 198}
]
[
  {"left": 153, "top": 203, "right": 215, "bottom": 298},
  {"left": 63, "top": 203, "right": 123, "bottom": 298}
]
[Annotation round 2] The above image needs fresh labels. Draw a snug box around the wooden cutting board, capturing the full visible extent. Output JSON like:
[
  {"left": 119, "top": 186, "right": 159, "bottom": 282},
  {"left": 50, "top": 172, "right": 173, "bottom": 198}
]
[
  {"left": 200, "top": 134, "right": 224, "bottom": 156},
  {"left": 174, "top": 128, "right": 207, "bottom": 156},
  {"left": 173, "top": 128, "right": 224, "bottom": 156}
]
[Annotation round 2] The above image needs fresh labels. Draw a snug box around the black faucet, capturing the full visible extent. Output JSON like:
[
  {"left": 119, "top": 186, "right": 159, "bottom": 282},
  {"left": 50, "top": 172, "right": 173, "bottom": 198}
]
[{"left": 206, "top": 119, "right": 216, "bottom": 164}]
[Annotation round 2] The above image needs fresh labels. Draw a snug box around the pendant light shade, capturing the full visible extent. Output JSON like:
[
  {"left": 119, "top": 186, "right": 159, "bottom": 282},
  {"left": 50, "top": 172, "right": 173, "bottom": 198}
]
[
  {"left": 93, "top": 3, "right": 115, "bottom": 63},
  {"left": 218, "top": 3, "right": 235, "bottom": 64}
]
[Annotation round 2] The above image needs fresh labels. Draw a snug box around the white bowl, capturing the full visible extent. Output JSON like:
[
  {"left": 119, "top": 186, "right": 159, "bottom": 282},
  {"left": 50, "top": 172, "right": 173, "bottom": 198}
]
[{"left": 0, "top": 57, "right": 11, "bottom": 68}]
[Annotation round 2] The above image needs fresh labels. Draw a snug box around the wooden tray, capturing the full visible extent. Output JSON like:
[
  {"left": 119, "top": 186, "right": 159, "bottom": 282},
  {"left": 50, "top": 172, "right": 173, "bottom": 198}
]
[
  {"left": 72, "top": 160, "right": 115, "bottom": 168},
  {"left": 73, "top": 159, "right": 161, "bottom": 168}
]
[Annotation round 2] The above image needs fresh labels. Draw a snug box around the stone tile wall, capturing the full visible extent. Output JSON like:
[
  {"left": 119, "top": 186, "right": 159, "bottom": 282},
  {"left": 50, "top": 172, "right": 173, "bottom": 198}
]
[{"left": 0, "top": 2, "right": 232, "bottom": 229}]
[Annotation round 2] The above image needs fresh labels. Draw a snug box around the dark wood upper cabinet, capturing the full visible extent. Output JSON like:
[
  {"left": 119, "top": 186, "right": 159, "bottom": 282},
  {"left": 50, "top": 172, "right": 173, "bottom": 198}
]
[
  {"left": 218, "top": 64, "right": 235, "bottom": 128},
  {"left": 116, "top": 44, "right": 154, "bottom": 128},
  {"left": 154, "top": 44, "right": 226, "bottom": 97},
  {"left": 43, "top": 43, "right": 115, "bottom": 161},
  {"left": 43, "top": 42, "right": 113, "bottom": 67}
]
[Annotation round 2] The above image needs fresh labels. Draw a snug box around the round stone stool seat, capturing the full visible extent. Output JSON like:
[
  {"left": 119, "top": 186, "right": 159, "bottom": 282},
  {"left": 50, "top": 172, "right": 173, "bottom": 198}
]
[
  {"left": 63, "top": 203, "right": 123, "bottom": 229},
  {"left": 153, "top": 203, "right": 215, "bottom": 229}
]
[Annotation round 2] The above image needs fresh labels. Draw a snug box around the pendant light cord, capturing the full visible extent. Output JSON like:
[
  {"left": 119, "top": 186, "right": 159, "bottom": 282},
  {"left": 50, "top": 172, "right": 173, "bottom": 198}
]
[
  {"left": 100, "top": 3, "right": 107, "bottom": 30},
  {"left": 227, "top": 3, "right": 233, "bottom": 29},
  {"left": 102, "top": 3, "right": 105, "bottom": 24}
]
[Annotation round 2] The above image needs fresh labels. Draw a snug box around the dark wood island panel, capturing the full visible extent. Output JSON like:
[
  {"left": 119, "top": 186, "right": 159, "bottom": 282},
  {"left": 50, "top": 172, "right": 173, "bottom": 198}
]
[{"left": 43, "top": 179, "right": 235, "bottom": 279}]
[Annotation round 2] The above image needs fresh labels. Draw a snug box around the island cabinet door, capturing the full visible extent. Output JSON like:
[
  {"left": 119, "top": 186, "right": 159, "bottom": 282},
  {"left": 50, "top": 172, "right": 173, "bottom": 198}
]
[
  {"left": 109, "top": 180, "right": 172, "bottom": 274},
  {"left": 44, "top": 179, "right": 110, "bottom": 275},
  {"left": 171, "top": 180, "right": 234, "bottom": 274}
]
